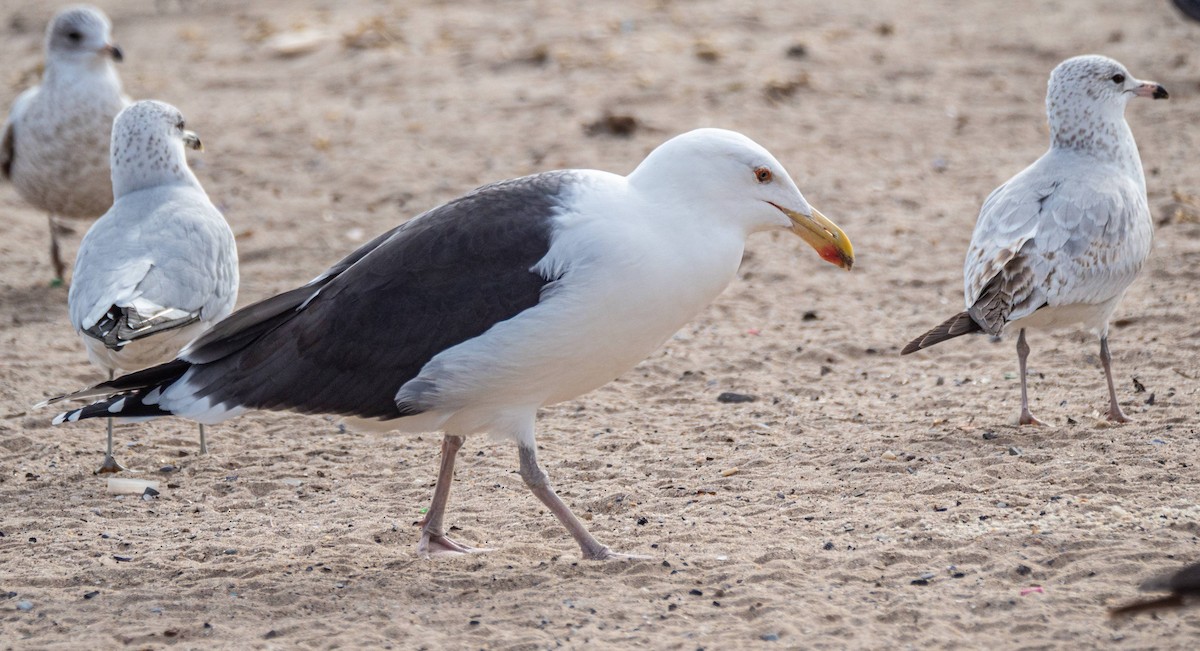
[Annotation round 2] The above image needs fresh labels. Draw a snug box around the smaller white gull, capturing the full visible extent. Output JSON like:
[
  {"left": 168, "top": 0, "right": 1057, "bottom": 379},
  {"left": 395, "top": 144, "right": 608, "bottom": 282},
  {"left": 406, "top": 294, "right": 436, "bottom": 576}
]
[
  {"left": 1, "top": 5, "right": 131, "bottom": 283},
  {"left": 66, "top": 100, "right": 239, "bottom": 473},
  {"left": 903, "top": 55, "right": 1167, "bottom": 425},
  {"left": 43, "top": 128, "right": 852, "bottom": 559}
]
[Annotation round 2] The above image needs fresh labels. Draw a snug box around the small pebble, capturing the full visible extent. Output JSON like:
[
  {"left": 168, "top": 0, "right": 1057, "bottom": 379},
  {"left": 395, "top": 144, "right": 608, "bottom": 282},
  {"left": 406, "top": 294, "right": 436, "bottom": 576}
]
[
  {"left": 159, "top": 465, "right": 177, "bottom": 473},
  {"left": 716, "top": 392, "right": 755, "bottom": 404},
  {"left": 223, "top": 549, "right": 237, "bottom": 555},
  {"left": 822, "top": 542, "right": 834, "bottom": 551},
  {"left": 982, "top": 431, "right": 998, "bottom": 440},
  {"left": 16, "top": 600, "right": 33, "bottom": 611},
  {"left": 1007, "top": 446, "right": 1022, "bottom": 456},
  {"left": 84, "top": 591, "right": 100, "bottom": 600},
  {"left": 881, "top": 451, "right": 898, "bottom": 461},
  {"left": 761, "top": 632, "right": 780, "bottom": 641},
  {"left": 721, "top": 467, "right": 739, "bottom": 477}
]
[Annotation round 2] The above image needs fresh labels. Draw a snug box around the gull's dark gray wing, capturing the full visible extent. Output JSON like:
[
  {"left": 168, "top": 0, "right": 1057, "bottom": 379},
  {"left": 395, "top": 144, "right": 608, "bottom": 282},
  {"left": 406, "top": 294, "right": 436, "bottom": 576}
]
[
  {"left": 167, "top": 171, "right": 576, "bottom": 420},
  {"left": 2, "top": 88, "right": 36, "bottom": 181},
  {"left": 1, "top": 119, "right": 12, "bottom": 180}
]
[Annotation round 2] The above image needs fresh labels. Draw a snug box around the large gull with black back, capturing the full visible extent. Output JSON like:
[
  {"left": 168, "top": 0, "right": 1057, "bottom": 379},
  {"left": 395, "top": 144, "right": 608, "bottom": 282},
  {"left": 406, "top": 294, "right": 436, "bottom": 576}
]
[
  {"left": 42, "top": 128, "right": 854, "bottom": 560},
  {"left": 901, "top": 55, "right": 1167, "bottom": 425}
]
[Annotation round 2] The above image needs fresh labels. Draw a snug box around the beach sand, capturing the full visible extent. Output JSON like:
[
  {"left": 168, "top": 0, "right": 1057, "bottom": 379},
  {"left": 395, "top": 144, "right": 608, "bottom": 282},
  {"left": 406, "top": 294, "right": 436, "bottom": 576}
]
[{"left": 2, "top": 0, "right": 1199, "bottom": 647}]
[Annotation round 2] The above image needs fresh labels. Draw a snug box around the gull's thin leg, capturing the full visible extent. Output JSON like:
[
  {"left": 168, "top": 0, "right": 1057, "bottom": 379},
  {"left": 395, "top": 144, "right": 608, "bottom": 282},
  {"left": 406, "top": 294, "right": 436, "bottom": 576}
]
[
  {"left": 416, "top": 434, "right": 489, "bottom": 556},
  {"left": 1100, "top": 335, "right": 1131, "bottom": 423},
  {"left": 518, "top": 442, "right": 647, "bottom": 561},
  {"left": 96, "top": 370, "right": 125, "bottom": 474},
  {"left": 48, "top": 214, "right": 66, "bottom": 285},
  {"left": 1016, "top": 329, "right": 1045, "bottom": 426},
  {"left": 198, "top": 423, "right": 208, "bottom": 454}
]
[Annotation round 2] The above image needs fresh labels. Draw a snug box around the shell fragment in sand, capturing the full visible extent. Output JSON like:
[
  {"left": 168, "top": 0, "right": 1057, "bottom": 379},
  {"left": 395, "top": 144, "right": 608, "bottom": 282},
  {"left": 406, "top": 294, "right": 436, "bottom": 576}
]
[{"left": 106, "top": 478, "right": 160, "bottom": 495}]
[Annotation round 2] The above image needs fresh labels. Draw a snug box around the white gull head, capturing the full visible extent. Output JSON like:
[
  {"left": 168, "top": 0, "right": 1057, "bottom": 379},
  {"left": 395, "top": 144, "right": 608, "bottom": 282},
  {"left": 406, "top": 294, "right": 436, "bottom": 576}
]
[
  {"left": 1045, "top": 55, "right": 1168, "bottom": 169},
  {"left": 627, "top": 128, "right": 853, "bottom": 269},
  {"left": 110, "top": 100, "right": 204, "bottom": 198},
  {"left": 45, "top": 5, "right": 122, "bottom": 69}
]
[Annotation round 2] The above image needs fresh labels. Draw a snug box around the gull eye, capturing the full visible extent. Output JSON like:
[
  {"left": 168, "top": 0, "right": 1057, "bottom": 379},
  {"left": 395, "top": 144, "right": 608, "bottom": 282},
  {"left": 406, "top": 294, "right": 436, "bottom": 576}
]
[
  {"left": 66, "top": 31, "right": 82, "bottom": 42},
  {"left": 1110, "top": 73, "right": 1125, "bottom": 84},
  {"left": 754, "top": 166, "right": 773, "bottom": 184},
  {"left": 176, "top": 120, "right": 186, "bottom": 131}
]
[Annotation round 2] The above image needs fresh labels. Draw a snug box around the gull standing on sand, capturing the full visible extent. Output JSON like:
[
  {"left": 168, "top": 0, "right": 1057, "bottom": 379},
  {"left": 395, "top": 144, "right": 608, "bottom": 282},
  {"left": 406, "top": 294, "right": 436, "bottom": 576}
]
[
  {"left": 902, "top": 55, "right": 1167, "bottom": 425},
  {"left": 1, "top": 5, "right": 131, "bottom": 283},
  {"left": 67, "top": 100, "right": 238, "bottom": 473},
  {"left": 43, "top": 128, "right": 852, "bottom": 558}
]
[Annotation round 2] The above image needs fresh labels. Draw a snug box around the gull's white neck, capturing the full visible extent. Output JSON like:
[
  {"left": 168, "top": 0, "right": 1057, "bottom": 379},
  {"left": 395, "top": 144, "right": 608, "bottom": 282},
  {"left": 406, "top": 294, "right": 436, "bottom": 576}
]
[
  {"left": 112, "top": 139, "right": 203, "bottom": 199},
  {"left": 43, "top": 55, "right": 122, "bottom": 93},
  {"left": 1047, "top": 100, "right": 1145, "bottom": 191}
]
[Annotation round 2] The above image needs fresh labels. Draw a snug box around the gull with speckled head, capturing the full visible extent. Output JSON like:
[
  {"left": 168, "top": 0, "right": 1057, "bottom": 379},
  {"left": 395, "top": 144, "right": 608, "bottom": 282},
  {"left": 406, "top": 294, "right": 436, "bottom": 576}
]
[
  {"left": 42, "top": 128, "right": 851, "bottom": 559},
  {"left": 1, "top": 5, "right": 130, "bottom": 283},
  {"left": 63, "top": 100, "right": 239, "bottom": 473},
  {"left": 902, "top": 55, "right": 1167, "bottom": 425}
]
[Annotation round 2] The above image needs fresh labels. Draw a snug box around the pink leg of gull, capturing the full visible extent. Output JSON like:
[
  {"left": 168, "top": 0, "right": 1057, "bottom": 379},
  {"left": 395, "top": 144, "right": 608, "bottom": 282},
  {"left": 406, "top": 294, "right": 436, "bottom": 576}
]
[
  {"left": 416, "top": 434, "right": 491, "bottom": 556},
  {"left": 518, "top": 443, "right": 648, "bottom": 561},
  {"left": 1100, "top": 336, "right": 1131, "bottom": 423},
  {"left": 95, "top": 371, "right": 126, "bottom": 474},
  {"left": 1016, "top": 329, "right": 1045, "bottom": 426}
]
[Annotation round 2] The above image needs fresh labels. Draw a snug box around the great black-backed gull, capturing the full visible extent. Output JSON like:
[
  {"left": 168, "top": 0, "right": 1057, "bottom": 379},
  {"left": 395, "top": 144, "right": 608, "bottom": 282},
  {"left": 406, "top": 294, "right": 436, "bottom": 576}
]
[{"left": 44, "top": 127, "right": 852, "bottom": 559}]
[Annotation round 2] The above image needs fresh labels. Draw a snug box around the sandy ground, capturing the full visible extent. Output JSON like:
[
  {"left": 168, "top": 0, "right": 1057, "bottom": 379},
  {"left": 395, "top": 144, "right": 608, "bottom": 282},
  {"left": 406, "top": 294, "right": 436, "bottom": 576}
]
[{"left": 2, "top": 0, "right": 1199, "bottom": 648}]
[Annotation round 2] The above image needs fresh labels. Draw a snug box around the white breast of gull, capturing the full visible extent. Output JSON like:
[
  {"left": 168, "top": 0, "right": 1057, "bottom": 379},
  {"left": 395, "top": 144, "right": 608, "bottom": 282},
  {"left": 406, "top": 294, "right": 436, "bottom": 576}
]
[
  {"left": 66, "top": 100, "right": 239, "bottom": 473},
  {"left": 903, "top": 55, "right": 1168, "bottom": 425},
  {"left": 1, "top": 5, "right": 131, "bottom": 281},
  {"left": 43, "top": 128, "right": 853, "bottom": 560}
]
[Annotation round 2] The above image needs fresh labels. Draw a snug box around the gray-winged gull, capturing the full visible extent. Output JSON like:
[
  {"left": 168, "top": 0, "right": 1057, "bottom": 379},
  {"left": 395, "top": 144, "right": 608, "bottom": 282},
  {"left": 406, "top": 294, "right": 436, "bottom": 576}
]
[
  {"left": 1, "top": 5, "right": 131, "bottom": 283},
  {"left": 42, "top": 128, "right": 853, "bottom": 559},
  {"left": 66, "top": 100, "right": 239, "bottom": 473},
  {"left": 902, "top": 55, "right": 1167, "bottom": 424}
]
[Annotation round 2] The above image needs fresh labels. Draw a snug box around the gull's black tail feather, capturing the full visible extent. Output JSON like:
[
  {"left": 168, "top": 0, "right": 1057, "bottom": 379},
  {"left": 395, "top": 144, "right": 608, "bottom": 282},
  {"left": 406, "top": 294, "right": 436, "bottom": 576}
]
[
  {"left": 901, "top": 311, "right": 983, "bottom": 355},
  {"left": 52, "top": 393, "right": 173, "bottom": 424},
  {"left": 47, "top": 360, "right": 192, "bottom": 425}
]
